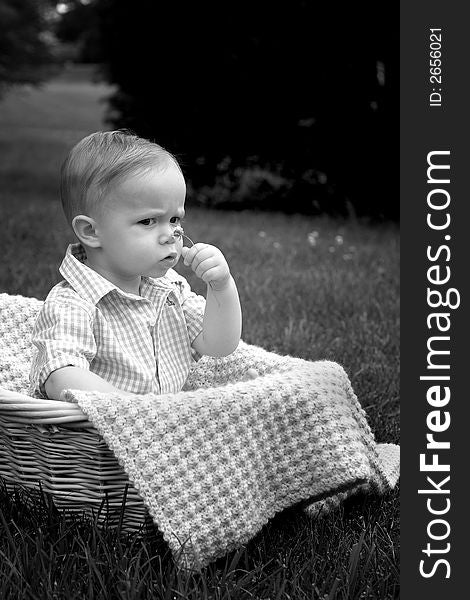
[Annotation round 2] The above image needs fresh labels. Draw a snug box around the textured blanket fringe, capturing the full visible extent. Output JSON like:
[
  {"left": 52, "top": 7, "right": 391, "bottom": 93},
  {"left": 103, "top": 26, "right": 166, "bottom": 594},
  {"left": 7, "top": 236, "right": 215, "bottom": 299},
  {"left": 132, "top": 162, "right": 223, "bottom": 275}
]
[{"left": 65, "top": 356, "right": 399, "bottom": 570}]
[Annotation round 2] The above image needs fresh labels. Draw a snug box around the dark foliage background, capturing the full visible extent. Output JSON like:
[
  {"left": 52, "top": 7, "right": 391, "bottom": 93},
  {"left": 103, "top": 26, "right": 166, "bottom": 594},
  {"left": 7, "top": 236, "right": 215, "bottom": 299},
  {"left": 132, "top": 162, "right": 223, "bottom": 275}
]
[
  {"left": 57, "top": 0, "right": 398, "bottom": 220},
  {"left": 0, "top": 0, "right": 57, "bottom": 95}
]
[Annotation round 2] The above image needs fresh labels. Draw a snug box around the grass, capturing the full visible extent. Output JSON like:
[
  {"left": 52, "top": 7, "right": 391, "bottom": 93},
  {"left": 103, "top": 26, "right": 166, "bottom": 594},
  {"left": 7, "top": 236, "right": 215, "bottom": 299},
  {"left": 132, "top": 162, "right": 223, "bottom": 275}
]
[{"left": 0, "top": 68, "right": 399, "bottom": 599}]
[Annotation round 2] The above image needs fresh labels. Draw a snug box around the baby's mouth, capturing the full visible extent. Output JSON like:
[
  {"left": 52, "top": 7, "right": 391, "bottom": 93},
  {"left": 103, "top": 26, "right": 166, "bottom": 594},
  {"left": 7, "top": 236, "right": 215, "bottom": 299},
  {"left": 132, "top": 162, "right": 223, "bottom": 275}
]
[{"left": 161, "top": 252, "right": 178, "bottom": 262}]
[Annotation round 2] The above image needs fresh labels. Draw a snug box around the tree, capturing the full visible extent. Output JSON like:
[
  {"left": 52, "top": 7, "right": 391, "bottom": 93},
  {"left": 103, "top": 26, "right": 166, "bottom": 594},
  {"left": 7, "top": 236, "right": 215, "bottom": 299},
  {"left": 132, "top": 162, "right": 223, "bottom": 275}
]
[
  {"left": 0, "top": 0, "right": 57, "bottom": 96},
  {"left": 86, "top": 0, "right": 399, "bottom": 219},
  {"left": 54, "top": 0, "right": 102, "bottom": 63}
]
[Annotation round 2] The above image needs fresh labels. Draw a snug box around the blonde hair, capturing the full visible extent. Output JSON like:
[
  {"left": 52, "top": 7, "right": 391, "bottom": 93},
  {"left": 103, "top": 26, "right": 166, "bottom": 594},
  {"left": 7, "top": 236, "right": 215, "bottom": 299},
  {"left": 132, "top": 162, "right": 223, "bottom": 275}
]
[{"left": 60, "top": 130, "right": 180, "bottom": 223}]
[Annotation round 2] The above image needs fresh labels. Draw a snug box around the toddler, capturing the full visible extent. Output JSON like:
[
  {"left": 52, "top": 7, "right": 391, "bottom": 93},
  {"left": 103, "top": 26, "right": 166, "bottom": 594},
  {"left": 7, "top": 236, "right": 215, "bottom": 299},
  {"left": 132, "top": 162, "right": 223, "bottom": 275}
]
[{"left": 29, "top": 130, "right": 242, "bottom": 400}]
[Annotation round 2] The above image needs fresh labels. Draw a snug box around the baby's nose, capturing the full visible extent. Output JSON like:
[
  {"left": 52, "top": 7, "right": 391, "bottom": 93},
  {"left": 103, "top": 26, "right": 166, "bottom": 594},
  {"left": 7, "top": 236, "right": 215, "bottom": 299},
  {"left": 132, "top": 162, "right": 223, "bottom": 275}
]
[
  {"left": 158, "top": 227, "right": 183, "bottom": 245},
  {"left": 159, "top": 232, "right": 176, "bottom": 244}
]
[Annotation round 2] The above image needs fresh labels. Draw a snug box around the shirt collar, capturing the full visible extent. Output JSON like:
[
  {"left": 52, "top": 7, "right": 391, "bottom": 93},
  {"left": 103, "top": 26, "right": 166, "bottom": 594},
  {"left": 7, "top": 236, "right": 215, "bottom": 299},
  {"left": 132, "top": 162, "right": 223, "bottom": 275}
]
[{"left": 59, "top": 243, "right": 175, "bottom": 305}]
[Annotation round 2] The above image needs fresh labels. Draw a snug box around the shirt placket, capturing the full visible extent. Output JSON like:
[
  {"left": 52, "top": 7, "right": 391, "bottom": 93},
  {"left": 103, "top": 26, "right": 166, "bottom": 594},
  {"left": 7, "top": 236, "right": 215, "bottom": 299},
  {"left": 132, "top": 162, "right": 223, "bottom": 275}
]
[{"left": 150, "top": 290, "right": 172, "bottom": 394}]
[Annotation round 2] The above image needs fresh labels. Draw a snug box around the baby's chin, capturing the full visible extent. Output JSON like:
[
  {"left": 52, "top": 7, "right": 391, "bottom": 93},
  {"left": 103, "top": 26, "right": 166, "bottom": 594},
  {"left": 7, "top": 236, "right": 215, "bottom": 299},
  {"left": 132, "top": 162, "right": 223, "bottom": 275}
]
[{"left": 143, "top": 257, "right": 180, "bottom": 278}]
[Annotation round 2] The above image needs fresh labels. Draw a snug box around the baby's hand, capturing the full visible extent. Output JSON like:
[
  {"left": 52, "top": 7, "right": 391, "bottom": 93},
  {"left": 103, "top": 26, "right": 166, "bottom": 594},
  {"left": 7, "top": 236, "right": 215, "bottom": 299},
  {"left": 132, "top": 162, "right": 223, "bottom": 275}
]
[
  {"left": 241, "top": 368, "right": 259, "bottom": 382},
  {"left": 181, "top": 243, "right": 231, "bottom": 291}
]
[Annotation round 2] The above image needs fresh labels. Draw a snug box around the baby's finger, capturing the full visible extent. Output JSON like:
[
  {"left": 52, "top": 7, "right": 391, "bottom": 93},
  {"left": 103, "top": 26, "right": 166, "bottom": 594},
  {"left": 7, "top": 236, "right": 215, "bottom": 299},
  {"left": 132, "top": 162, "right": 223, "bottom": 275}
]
[
  {"left": 183, "top": 243, "right": 208, "bottom": 267},
  {"left": 187, "top": 247, "right": 219, "bottom": 271},
  {"left": 194, "top": 257, "right": 218, "bottom": 279},
  {"left": 246, "top": 368, "right": 259, "bottom": 379},
  {"left": 193, "top": 246, "right": 219, "bottom": 263},
  {"left": 240, "top": 368, "right": 259, "bottom": 382},
  {"left": 200, "top": 265, "right": 228, "bottom": 285}
]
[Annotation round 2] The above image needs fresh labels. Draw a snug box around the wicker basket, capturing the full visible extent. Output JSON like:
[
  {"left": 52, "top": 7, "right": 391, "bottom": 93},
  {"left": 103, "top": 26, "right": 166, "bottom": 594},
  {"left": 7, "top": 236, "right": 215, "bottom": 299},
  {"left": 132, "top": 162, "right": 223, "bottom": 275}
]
[
  {"left": 0, "top": 291, "right": 154, "bottom": 527},
  {"left": 0, "top": 291, "right": 202, "bottom": 530},
  {"left": 0, "top": 386, "right": 151, "bottom": 528}
]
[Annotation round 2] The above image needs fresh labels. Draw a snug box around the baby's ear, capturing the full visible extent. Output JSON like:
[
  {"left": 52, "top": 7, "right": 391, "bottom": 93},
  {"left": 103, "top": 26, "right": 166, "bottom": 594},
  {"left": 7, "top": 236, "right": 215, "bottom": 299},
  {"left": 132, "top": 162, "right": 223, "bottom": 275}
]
[{"left": 72, "top": 215, "right": 101, "bottom": 248}]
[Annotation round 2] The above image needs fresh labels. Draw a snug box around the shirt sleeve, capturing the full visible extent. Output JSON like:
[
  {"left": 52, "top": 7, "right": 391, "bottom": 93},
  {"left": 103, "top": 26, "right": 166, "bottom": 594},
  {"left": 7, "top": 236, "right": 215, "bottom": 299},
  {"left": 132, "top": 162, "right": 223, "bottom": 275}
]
[
  {"left": 29, "top": 299, "right": 97, "bottom": 397},
  {"left": 176, "top": 276, "right": 206, "bottom": 360}
]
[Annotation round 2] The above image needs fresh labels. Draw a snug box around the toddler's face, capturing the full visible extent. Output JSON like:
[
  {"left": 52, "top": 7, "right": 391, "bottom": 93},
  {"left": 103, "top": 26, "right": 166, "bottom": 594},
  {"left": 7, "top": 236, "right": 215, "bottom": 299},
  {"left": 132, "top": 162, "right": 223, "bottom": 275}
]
[{"left": 93, "top": 163, "right": 186, "bottom": 280}]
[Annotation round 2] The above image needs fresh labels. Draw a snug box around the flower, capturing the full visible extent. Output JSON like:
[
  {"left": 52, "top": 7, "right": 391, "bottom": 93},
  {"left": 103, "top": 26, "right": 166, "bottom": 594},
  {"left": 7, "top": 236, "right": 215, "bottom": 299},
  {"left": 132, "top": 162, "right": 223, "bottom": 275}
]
[
  {"left": 307, "top": 233, "right": 317, "bottom": 247},
  {"left": 335, "top": 235, "right": 344, "bottom": 245}
]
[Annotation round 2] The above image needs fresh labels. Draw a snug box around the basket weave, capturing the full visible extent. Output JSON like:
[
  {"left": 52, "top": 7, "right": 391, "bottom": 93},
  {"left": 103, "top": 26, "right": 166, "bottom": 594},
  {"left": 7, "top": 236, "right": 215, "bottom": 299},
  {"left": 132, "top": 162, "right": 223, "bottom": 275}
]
[{"left": 0, "top": 293, "right": 152, "bottom": 528}]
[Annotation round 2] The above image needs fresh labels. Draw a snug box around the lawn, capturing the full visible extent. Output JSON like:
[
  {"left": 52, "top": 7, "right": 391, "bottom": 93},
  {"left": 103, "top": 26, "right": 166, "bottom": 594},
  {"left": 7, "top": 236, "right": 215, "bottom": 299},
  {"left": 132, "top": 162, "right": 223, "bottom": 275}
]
[{"left": 0, "top": 68, "right": 399, "bottom": 599}]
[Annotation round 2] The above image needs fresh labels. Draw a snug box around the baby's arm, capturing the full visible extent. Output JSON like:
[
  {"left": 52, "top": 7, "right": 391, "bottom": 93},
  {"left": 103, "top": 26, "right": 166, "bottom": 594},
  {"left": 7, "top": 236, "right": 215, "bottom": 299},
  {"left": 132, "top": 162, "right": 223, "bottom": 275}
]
[
  {"left": 181, "top": 243, "right": 242, "bottom": 357},
  {"left": 45, "top": 366, "right": 133, "bottom": 400}
]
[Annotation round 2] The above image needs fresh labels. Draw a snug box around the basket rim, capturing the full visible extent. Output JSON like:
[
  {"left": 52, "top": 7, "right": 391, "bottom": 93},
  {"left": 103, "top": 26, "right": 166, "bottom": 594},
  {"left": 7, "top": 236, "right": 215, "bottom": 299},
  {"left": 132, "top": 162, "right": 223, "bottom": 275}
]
[{"left": 0, "top": 386, "right": 92, "bottom": 426}]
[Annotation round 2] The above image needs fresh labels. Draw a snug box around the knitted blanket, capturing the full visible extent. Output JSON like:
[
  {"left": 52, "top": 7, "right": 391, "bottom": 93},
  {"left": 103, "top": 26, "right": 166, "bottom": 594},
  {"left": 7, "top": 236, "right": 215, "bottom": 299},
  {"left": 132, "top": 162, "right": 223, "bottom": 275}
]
[{"left": 62, "top": 343, "right": 400, "bottom": 571}]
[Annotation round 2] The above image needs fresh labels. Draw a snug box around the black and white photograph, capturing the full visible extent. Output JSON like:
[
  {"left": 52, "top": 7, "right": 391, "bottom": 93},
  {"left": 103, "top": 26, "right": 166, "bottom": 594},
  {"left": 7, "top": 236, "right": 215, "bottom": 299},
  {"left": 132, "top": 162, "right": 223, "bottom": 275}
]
[{"left": 0, "top": 0, "right": 434, "bottom": 598}]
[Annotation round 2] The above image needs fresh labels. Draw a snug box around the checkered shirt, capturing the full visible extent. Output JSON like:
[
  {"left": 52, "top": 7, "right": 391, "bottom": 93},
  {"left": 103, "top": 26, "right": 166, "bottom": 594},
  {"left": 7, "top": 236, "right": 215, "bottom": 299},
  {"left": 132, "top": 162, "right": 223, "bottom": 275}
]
[{"left": 29, "top": 243, "right": 206, "bottom": 397}]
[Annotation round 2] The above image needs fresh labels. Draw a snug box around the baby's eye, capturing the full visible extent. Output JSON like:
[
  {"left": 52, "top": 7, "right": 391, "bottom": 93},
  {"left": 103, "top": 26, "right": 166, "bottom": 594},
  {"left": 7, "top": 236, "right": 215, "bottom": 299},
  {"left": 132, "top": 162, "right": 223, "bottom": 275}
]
[
  {"left": 170, "top": 216, "right": 182, "bottom": 224},
  {"left": 138, "top": 218, "right": 157, "bottom": 226}
]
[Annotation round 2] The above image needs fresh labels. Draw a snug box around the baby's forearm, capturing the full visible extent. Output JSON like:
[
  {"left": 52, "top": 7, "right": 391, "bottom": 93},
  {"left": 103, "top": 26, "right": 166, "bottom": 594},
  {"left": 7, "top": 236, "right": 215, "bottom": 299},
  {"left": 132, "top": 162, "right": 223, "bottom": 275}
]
[
  {"left": 44, "top": 366, "right": 133, "bottom": 400},
  {"left": 194, "top": 276, "right": 242, "bottom": 357}
]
